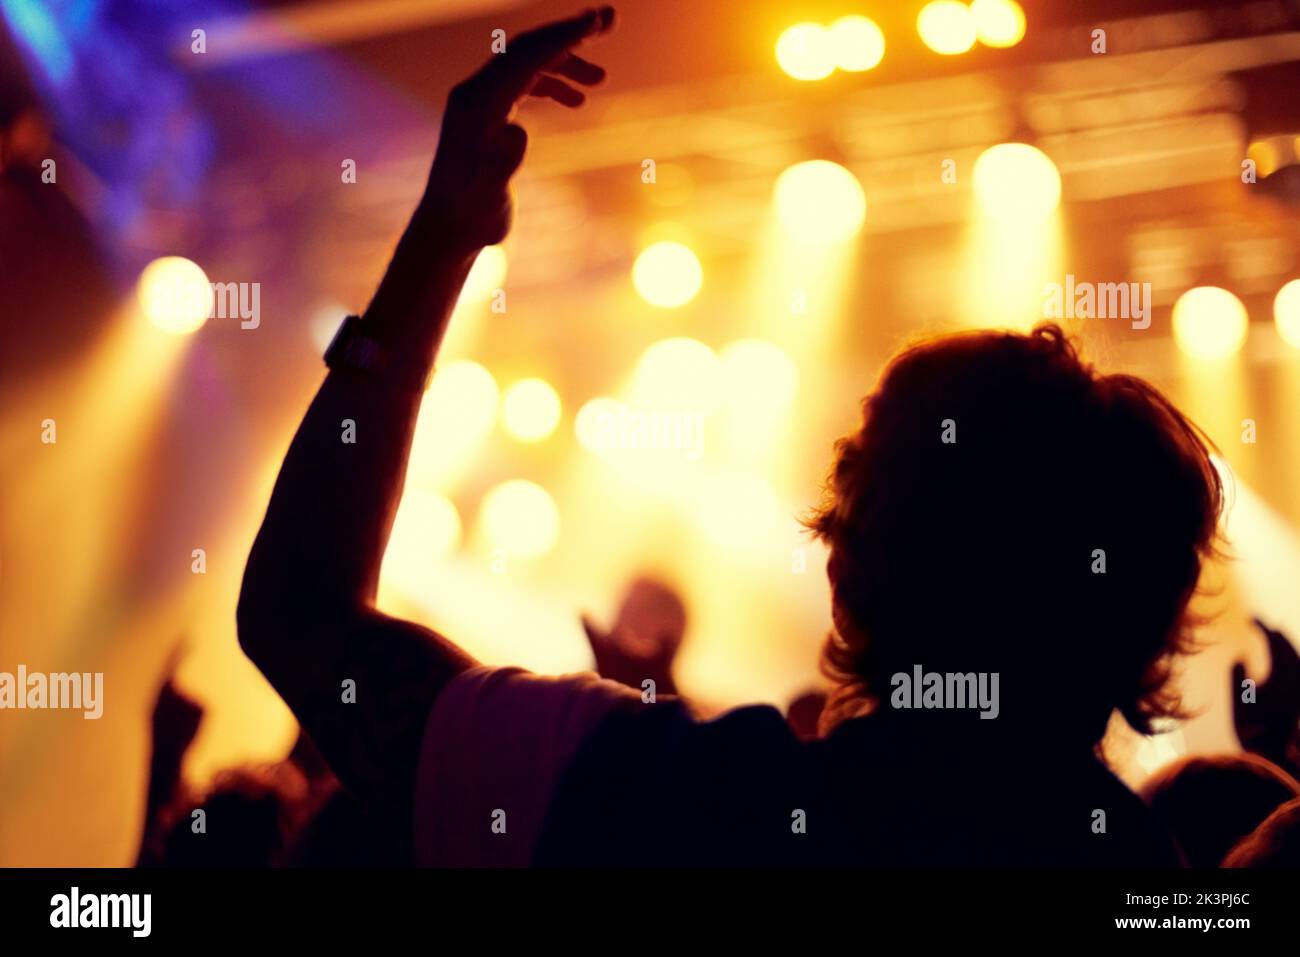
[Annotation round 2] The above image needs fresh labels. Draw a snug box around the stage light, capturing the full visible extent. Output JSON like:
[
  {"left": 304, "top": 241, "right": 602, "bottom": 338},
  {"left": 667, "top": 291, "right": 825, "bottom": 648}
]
[
  {"left": 575, "top": 396, "right": 623, "bottom": 453},
  {"left": 459, "top": 244, "right": 507, "bottom": 305},
  {"left": 426, "top": 359, "right": 498, "bottom": 410},
  {"left": 408, "top": 359, "right": 499, "bottom": 488},
  {"left": 633, "top": 337, "right": 723, "bottom": 412},
  {"left": 773, "top": 160, "right": 866, "bottom": 244},
  {"left": 829, "top": 15, "right": 885, "bottom": 72},
  {"left": 385, "top": 490, "right": 463, "bottom": 577},
  {"left": 632, "top": 241, "right": 703, "bottom": 308},
  {"left": 309, "top": 302, "right": 350, "bottom": 351},
  {"left": 137, "top": 256, "right": 210, "bottom": 334},
  {"left": 720, "top": 339, "right": 799, "bottom": 460},
  {"left": 1172, "top": 287, "right": 1249, "bottom": 360},
  {"left": 695, "top": 473, "right": 780, "bottom": 549},
  {"left": 479, "top": 479, "right": 560, "bottom": 559},
  {"left": 775, "top": 22, "right": 836, "bottom": 81},
  {"left": 917, "top": 1, "right": 977, "bottom": 56},
  {"left": 1247, "top": 140, "right": 1281, "bottom": 179},
  {"left": 971, "top": 0, "right": 1026, "bottom": 48},
  {"left": 721, "top": 339, "right": 798, "bottom": 412},
  {"left": 972, "top": 143, "right": 1061, "bottom": 221},
  {"left": 962, "top": 144, "right": 1064, "bottom": 328},
  {"left": 502, "top": 377, "right": 562, "bottom": 442},
  {"left": 1273, "top": 279, "right": 1300, "bottom": 349}
]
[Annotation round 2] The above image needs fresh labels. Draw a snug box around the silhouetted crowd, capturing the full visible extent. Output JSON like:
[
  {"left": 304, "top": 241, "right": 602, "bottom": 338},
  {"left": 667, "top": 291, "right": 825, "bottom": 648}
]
[{"left": 139, "top": 603, "right": 1300, "bottom": 868}]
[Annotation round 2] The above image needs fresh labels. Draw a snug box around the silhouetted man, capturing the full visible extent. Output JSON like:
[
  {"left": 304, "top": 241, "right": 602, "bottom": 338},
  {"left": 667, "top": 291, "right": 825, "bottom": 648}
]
[{"left": 239, "top": 7, "right": 1219, "bottom": 866}]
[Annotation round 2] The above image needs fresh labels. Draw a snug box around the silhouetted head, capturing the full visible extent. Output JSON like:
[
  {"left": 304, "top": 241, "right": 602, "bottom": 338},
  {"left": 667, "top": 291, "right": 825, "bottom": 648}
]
[
  {"left": 160, "top": 763, "right": 308, "bottom": 867},
  {"left": 1223, "top": 796, "right": 1300, "bottom": 867},
  {"left": 808, "top": 324, "right": 1222, "bottom": 746},
  {"left": 1141, "top": 753, "right": 1300, "bottom": 866}
]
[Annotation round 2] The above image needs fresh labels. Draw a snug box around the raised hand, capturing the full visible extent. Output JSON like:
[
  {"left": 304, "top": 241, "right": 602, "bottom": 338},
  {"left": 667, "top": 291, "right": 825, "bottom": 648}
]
[
  {"left": 241, "top": 8, "right": 620, "bottom": 828},
  {"left": 581, "top": 577, "right": 685, "bottom": 696},
  {"left": 420, "top": 6, "right": 615, "bottom": 250},
  {"left": 1232, "top": 617, "right": 1300, "bottom": 776}
]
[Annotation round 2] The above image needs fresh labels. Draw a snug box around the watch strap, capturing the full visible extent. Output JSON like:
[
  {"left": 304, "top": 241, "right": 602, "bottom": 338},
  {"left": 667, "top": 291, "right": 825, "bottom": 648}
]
[{"left": 323, "top": 315, "right": 430, "bottom": 391}]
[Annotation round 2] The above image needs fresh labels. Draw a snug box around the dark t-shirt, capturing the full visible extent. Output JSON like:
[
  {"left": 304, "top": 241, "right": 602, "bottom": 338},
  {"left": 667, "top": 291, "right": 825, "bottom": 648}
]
[{"left": 412, "top": 667, "right": 1181, "bottom": 867}]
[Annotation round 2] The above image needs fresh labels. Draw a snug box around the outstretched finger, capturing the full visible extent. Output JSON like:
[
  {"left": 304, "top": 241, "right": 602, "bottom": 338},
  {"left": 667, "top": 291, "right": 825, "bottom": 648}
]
[
  {"left": 528, "top": 74, "right": 586, "bottom": 108},
  {"left": 473, "top": 6, "right": 615, "bottom": 116},
  {"left": 550, "top": 52, "right": 607, "bottom": 86}
]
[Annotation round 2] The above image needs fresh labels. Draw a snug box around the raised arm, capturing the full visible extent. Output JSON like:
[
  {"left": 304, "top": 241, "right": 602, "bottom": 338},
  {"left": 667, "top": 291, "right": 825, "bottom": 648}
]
[{"left": 236, "top": 7, "right": 615, "bottom": 830}]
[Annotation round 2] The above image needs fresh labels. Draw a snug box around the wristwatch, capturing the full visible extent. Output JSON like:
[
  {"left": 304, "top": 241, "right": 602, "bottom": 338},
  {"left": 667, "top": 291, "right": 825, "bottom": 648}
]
[{"left": 323, "top": 315, "right": 431, "bottom": 391}]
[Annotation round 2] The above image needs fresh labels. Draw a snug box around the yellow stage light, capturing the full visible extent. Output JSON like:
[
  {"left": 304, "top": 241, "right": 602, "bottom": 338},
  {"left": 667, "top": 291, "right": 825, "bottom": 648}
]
[
  {"left": 1173, "top": 286, "right": 1249, "bottom": 360},
  {"left": 408, "top": 359, "right": 499, "bottom": 488},
  {"left": 137, "top": 256, "right": 211, "bottom": 334},
  {"left": 719, "top": 339, "right": 799, "bottom": 460},
  {"left": 502, "top": 377, "right": 562, "bottom": 442},
  {"left": 459, "top": 245, "right": 508, "bottom": 305},
  {"left": 575, "top": 396, "right": 622, "bottom": 453},
  {"left": 479, "top": 479, "right": 560, "bottom": 559},
  {"left": 385, "top": 490, "right": 463, "bottom": 577},
  {"left": 696, "top": 473, "right": 780, "bottom": 549},
  {"left": 632, "top": 241, "right": 703, "bottom": 308},
  {"left": 918, "top": 1, "right": 977, "bottom": 55},
  {"left": 773, "top": 160, "right": 866, "bottom": 244},
  {"left": 971, "top": 0, "right": 1026, "bottom": 48},
  {"left": 309, "top": 302, "right": 350, "bottom": 351},
  {"left": 1247, "top": 140, "right": 1280, "bottom": 179},
  {"left": 775, "top": 22, "right": 836, "bottom": 81},
  {"left": 721, "top": 339, "right": 798, "bottom": 412},
  {"left": 1273, "top": 279, "right": 1300, "bottom": 349},
  {"left": 972, "top": 143, "right": 1061, "bottom": 221},
  {"left": 426, "top": 359, "right": 499, "bottom": 417},
  {"left": 633, "top": 337, "right": 723, "bottom": 413},
  {"left": 829, "top": 15, "right": 885, "bottom": 72}
]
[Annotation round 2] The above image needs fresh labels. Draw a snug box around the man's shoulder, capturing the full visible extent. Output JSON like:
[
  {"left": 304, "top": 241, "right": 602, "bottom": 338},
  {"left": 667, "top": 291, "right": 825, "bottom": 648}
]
[
  {"left": 584, "top": 698, "right": 806, "bottom": 770},
  {"left": 534, "top": 700, "right": 821, "bottom": 865}
]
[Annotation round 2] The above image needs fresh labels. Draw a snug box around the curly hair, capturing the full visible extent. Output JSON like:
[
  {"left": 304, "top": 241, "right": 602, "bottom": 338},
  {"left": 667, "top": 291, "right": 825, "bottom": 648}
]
[{"left": 806, "top": 324, "right": 1223, "bottom": 744}]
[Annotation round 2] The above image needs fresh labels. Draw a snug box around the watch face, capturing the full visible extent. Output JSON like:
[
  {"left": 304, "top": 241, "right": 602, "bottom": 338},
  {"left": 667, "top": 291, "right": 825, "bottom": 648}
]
[
  {"left": 327, "top": 316, "right": 383, "bottom": 370},
  {"left": 325, "top": 316, "right": 427, "bottom": 390},
  {"left": 349, "top": 335, "right": 383, "bottom": 368}
]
